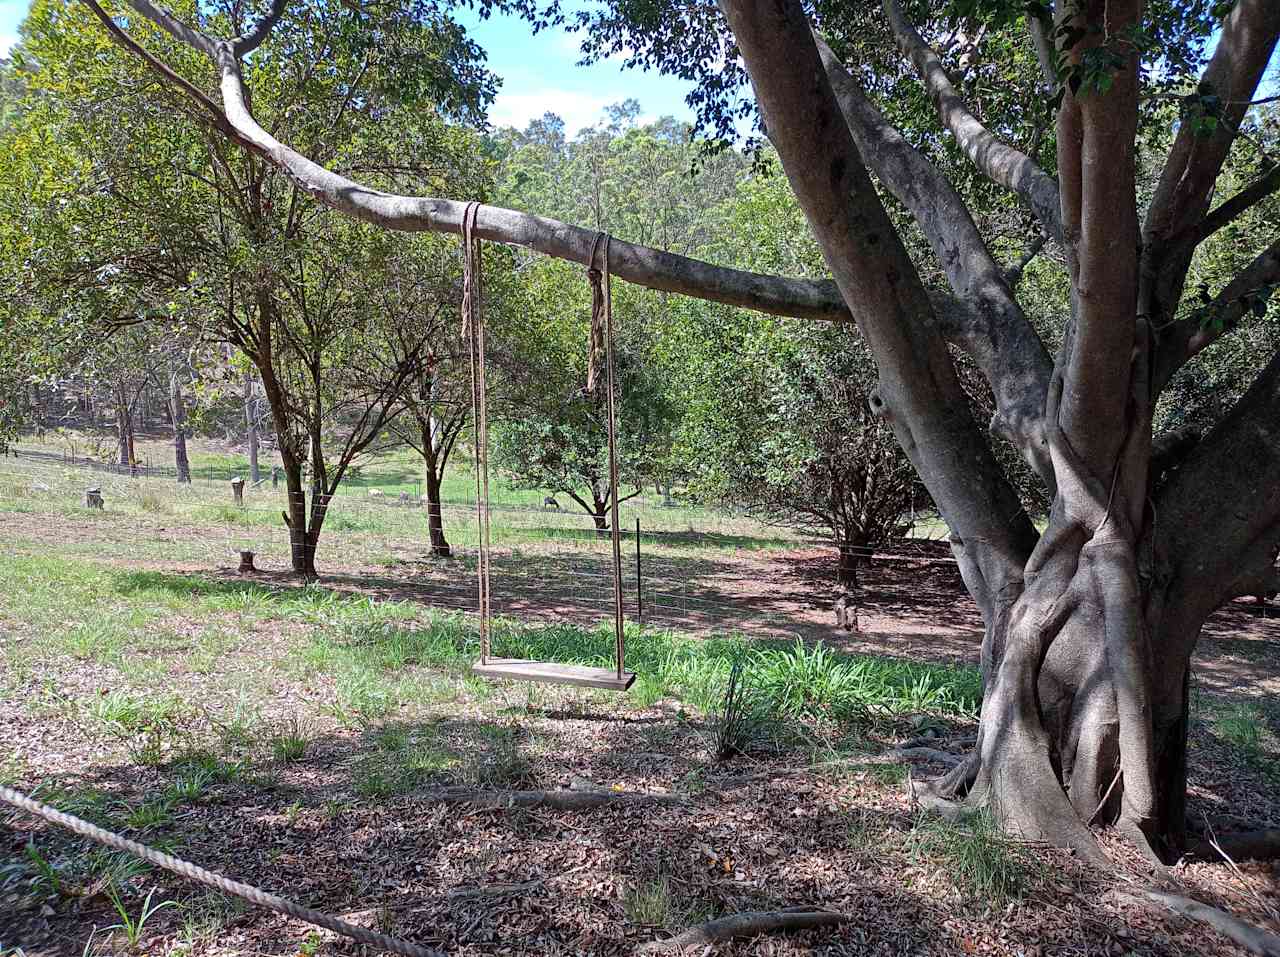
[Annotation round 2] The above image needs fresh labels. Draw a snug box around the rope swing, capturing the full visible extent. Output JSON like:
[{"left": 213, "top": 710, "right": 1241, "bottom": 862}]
[{"left": 464, "top": 209, "right": 634, "bottom": 691}]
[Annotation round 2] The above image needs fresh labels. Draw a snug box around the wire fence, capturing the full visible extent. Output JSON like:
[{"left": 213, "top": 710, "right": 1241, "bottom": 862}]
[{"left": 0, "top": 445, "right": 959, "bottom": 644}]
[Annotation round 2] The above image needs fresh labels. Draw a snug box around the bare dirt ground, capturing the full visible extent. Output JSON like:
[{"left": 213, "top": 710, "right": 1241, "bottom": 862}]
[{"left": 2, "top": 509, "right": 1279, "bottom": 956}]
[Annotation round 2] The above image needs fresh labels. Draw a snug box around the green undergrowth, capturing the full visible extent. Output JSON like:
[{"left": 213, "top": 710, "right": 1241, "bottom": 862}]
[
  {"left": 906, "top": 810, "right": 1043, "bottom": 905},
  {"left": 307, "top": 606, "right": 982, "bottom": 723},
  {"left": 1, "top": 555, "right": 981, "bottom": 734}
]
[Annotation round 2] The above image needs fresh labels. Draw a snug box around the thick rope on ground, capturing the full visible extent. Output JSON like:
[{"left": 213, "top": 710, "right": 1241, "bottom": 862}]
[{"left": 1, "top": 785, "right": 442, "bottom": 957}]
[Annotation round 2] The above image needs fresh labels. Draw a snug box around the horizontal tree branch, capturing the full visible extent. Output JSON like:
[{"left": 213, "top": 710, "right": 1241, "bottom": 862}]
[
  {"left": 93, "top": 0, "right": 853, "bottom": 324},
  {"left": 881, "top": 0, "right": 1062, "bottom": 243}
]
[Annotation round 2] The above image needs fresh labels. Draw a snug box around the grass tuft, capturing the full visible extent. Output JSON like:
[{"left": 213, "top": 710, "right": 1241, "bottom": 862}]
[
  {"left": 623, "top": 875, "right": 675, "bottom": 927},
  {"left": 269, "top": 717, "right": 310, "bottom": 764},
  {"left": 906, "top": 810, "right": 1037, "bottom": 905}
]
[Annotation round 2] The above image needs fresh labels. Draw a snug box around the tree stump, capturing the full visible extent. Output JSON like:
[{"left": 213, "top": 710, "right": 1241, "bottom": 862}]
[
  {"left": 230, "top": 476, "right": 245, "bottom": 506},
  {"left": 83, "top": 487, "right": 104, "bottom": 510},
  {"left": 834, "top": 589, "right": 859, "bottom": 632},
  {"left": 238, "top": 550, "right": 257, "bottom": 574}
]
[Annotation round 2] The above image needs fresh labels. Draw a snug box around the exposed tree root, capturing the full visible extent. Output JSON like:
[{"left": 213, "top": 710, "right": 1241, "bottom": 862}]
[
  {"left": 635, "top": 906, "right": 847, "bottom": 954},
  {"left": 1117, "top": 889, "right": 1280, "bottom": 957},
  {"left": 1188, "top": 829, "right": 1280, "bottom": 863},
  {"left": 419, "top": 788, "right": 686, "bottom": 810},
  {"left": 448, "top": 879, "right": 545, "bottom": 901}
]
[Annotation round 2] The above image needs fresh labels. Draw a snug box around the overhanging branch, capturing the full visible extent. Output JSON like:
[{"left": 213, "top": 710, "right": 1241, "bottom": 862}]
[{"left": 88, "top": 0, "right": 852, "bottom": 324}]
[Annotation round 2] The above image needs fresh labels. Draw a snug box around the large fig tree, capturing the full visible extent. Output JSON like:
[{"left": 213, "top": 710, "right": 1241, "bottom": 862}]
[{"left": 83, "top": 0, "right": 1279, "bottom": 862}]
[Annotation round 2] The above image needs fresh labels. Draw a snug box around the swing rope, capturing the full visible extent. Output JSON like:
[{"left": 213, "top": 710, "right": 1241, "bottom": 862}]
[
  {"left": 587, "top": 232, "right": 626, "bottom": 679},
  {"left": 0, "top": 785, "right": 441, "bottom": 957},
  {"left": 461, "top": 213, "right": 627, "bottom": 680},
  {"left": 461, "top": 202, "right": 492, "bottom": 665}
]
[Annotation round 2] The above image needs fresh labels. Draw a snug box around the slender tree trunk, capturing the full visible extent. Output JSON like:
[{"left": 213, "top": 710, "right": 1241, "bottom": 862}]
[
  {"left": 250, "top": 287, "right": 318, "bottom": 580},
  {"left": 245, "top": 375, "right": 261, "bottom": 484},
  {"left": 169, "top": 372, "right": 191, "bottom": 484},
  {"left": 280, "top": 454, "right": 317, "bottom": 579},
  {"left": 115, "top": 390, "right": 135, "bottom": 475},
  {"left": 419, "top": 420, "right": 452, "bottom": 557},
  {"left": 591, "top": 479, "right": 610, "bottom": 533},
  {"left": 424, "top": 466, "right": 451, "bottom": 557}
]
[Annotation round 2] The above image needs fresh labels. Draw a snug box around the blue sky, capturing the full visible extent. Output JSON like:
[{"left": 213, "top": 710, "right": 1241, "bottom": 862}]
[{"left": 0, "top": 0, "right": 698, "bottom": 134}]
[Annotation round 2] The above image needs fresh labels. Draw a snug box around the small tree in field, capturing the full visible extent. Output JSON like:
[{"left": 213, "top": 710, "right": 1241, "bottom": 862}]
[{"left": 492, "top": 308, "right": 675, "bottom": 529}]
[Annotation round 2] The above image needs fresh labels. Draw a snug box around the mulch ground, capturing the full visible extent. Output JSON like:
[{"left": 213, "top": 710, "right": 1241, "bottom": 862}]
[{"left": 1, "top": 513, "right": 1278, "bottom": 956}]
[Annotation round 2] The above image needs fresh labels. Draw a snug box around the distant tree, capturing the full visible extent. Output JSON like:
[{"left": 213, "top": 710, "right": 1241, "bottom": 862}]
[
  {"left": 383, "top": 236, "right": 491, "bottom": 558},
  {"left": 3, "top": 0, "right": 494, "bottom": 575},
  {"left": 675, "top": 310, "right": 921, "bottom": 585},
  {"left": 492, "top": 262, "right": 676, "bottom": 529}
]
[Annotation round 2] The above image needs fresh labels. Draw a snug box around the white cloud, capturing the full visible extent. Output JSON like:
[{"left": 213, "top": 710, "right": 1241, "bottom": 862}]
[
  {"left": 0, "top": 33, "right": 17, "bottom": 57},
  {"left": 489, "top": 88, "right": 614, "bottom": 136},
  {"left": 557, "top": 28, "right": 587, "bottom": 55}
]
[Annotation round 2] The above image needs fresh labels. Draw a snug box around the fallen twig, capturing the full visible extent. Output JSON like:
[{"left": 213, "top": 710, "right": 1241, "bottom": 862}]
[
  {"left": 418, "top": 787, "right": 686, "bottom": 810},
  {"left": 635, "top": 906, "right": 847, "bottom": 954},
  {"left": 1117, "top": 889, "right": 1280, "bottom": 957}
]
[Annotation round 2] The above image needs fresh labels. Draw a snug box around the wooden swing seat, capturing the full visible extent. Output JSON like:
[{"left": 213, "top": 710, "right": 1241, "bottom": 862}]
[{"left": 471, "top": 657, "right": 636, "bottom": 691}]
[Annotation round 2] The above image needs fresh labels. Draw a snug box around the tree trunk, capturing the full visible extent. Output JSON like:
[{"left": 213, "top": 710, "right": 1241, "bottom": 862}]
[
  {"left": 836, "top": 542, "right": 863, "bottom": 588},
  {"left": 169, "top": 372, "right": 191, "bottom": 484},
  {"left": 280, "top": 456, "right": 318, "bottom": 579},
  {"left": 926, "top": 373, "right": 1207, "bottom": 863},
  {"left": 113, "top": 391, "right": 133, "bottom": 475},
  {"left": 245, "top": 375, "right": 261, "bottom": 484},
  {"left": 424, "top": 464, "right": 451, "bottom": 557},
  {"left": 591, "top": 479, "right": 610, "bottom": 533},
  {"left": 957, "top": 529, "right": 1201, "bottom": 863}
]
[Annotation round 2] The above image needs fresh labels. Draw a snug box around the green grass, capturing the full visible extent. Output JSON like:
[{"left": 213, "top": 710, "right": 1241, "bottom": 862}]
[
  {"left": 1, "top": 439, "right": 809, "bottom": 559},
  {"left": 1214, "top": 703, "right": 1264, "bottom": 755},
  {"left": 351, "top": 724, "right": 456, "bottom": 797},
  {"left": 623, "top": 875, "right": 676, "bottom": 926},
  {"left": 270, "top": 718, "right": 310, "bottom": 763},
  {"left": 907, "top": 810, "right": 1039, "bottom": 905},
  {"left": 2, "top": 553, "right": 982, "bottom": 742}
]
